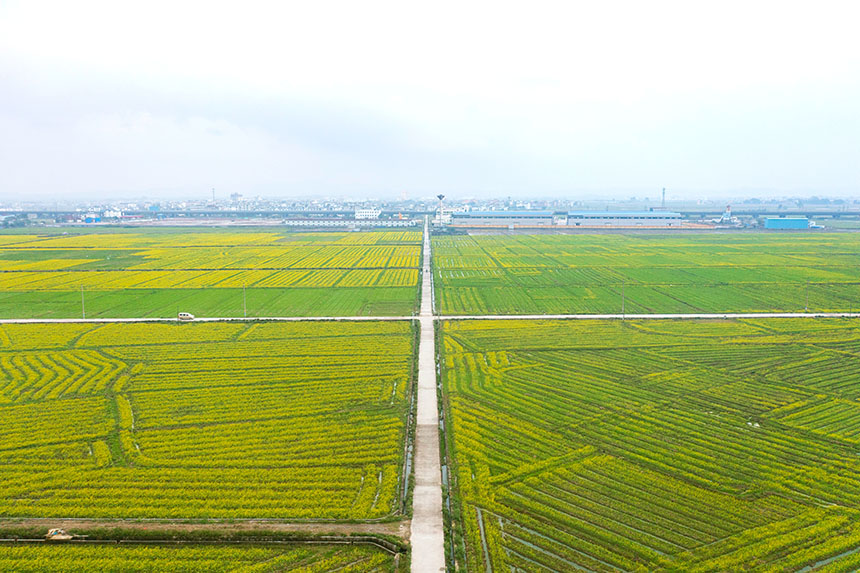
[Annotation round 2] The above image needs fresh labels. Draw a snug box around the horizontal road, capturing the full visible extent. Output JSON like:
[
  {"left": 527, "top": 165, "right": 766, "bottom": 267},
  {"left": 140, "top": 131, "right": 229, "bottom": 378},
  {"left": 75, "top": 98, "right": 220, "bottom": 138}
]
[
  {"left": 0, "top": 266, "right": 420, "bottom": 272},
  {"left": 2, "top": 312, "right": 859, "bottom": 324},
  {"left": 440, "top": 312, "right": 860, "bottom": 320},
  {"left": 0, "top": 316, "right": 415, "bottom": 324}
]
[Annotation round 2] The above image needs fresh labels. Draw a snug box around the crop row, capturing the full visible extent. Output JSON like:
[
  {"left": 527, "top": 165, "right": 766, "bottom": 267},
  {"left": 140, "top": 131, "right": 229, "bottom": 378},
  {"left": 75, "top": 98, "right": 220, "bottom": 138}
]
[
  {"left": 130, "top": 379, "right": 406, "bottom": 428},
  {"left": 123, "top": 244, "right": 420, "bottom": 270},
  {"left": 436, "top": 265, "right": 860, "bottom": 286},
  {"left": 770, "top": 397, "right": 860, "bottom": 443},
  {"left": 0, "top": 350, "right": 126, "bottom": 402},
  {"left": 0, "top": 268, "right": 418, "bottom": 291},
  {"left": 435, "top": 281, "right": 860, "bottom": 314},
  {"left": 137, "top": 417, "right": 402, "bottom": 466},
  {"left": 0, "top": 466, "right": 400, "bottom": 519},
  {"left": 4, "top": 229, "right": 421, "bottom": 250},
  {"left": 0, "top": 396, "right": 114, "bottom": 450},
  {"left": 0, "top": 543, "right": 397, "bottom": 573}
]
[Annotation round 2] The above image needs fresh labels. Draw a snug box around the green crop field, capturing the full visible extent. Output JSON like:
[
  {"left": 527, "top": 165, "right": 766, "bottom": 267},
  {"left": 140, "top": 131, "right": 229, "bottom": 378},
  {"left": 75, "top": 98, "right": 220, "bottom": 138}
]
[
  {"left": 0, "top": 320, "right": 415, "bottom": 520},
  {"left": 0, "top": 229, "right": 421, "bottom": 318},
  {"left": 0, "top": 543, "right": 400, "bottom": 572},
  {"left": 440, "top": 318, "right": 860, "bottom": 571},
  {"left": 433, "top": 233, "right": 860, "bottom": 314}
]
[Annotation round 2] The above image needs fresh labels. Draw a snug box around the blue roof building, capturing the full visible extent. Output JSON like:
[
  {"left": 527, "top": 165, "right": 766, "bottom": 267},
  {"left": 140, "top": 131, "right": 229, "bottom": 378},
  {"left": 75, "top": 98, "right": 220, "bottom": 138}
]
[{"left": 765, "top": 217, "right": 809, "bottom": 230}]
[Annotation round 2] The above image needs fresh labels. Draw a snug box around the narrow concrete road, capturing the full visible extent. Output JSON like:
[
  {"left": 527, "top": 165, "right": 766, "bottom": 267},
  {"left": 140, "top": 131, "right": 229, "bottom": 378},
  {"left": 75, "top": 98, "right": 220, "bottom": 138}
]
[
  {"left": 440, "top": 312, "right": 860, "bottom": 320},
  {"left": 411, "top": 219, "right": 446, "bottom": 572},
  {"left": 3, "top": 312, "right": 857, "bottom": 324},
  {"left": 0, "top": 316, "right": 414, "bottom": 324}
]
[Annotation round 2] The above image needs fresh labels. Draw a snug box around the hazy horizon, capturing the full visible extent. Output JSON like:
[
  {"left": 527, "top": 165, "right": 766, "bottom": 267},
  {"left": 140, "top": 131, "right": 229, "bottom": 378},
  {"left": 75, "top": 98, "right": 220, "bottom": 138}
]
[{"left": 2, "top": 1, "right": 859, "bottom": 201}]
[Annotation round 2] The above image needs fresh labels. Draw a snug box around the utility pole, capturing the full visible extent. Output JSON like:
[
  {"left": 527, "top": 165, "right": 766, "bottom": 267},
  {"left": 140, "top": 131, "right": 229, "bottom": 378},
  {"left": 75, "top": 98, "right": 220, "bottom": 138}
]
[
  {"left": 805, "top": 279, "right": 809, "bottom": 312},
  {"left": 243, "top": 283, "right": 247, "bottom": 318},
  {"left": 80, "top": 285, "right": 85, "bottom": 319}
]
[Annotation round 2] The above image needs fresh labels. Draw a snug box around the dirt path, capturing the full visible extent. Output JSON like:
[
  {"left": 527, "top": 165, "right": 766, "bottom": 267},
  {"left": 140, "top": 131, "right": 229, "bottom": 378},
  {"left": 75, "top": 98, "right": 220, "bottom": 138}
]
[{"left": 1, "top": 518, "right": 409, "bottom": 539}]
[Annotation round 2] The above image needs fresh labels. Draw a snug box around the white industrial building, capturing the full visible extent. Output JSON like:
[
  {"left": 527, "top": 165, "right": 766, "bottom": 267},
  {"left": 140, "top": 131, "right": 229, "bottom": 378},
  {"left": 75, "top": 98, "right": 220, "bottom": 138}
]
[
  {"left": 434, "top": 208, "right": 455, "bottom": 225},
  {"left": 451, "top": 211, "right": 555, "bottom": 227},
  {"left": 354, "top": 208, "right": 382, "bottom": 220},
  {"left": 566, "top": 211, "right": 684, "bottom": 227}
]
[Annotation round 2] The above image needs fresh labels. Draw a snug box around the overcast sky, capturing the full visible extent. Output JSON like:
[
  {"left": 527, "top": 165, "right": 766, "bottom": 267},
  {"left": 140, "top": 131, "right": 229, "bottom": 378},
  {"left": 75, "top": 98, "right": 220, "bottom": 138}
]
[{"left": 1, "top": 0, "right": 859, "bottom": 201}]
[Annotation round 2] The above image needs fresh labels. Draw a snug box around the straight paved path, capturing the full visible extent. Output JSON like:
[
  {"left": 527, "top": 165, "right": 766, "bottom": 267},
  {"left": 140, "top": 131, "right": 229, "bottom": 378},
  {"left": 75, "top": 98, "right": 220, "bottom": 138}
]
[
  {"left": 2, "top": 312, "right": 858, "bottom": 324},
  {"left": 0, "top": 316, "right": 414, "bottom": 323},
  {"left": 441, "top": 312, "right": 860, "bottom": 320},
  {"left": 410, "top": 219, "right": 446, "bottom": 572}
]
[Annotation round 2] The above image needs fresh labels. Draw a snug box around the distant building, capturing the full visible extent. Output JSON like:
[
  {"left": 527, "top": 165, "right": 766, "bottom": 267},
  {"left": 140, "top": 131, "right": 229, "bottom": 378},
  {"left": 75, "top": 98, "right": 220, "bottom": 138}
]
[
  {"left": 451, "top": 211, "right": 554, "bottom": 227},
  {"left": 284, "top": 218, "right": 416, "bottom": 228},
  {"left": 435, "top": 208, "right": 454, "bottom": 225},
  {"left": 567, "top": 211, "right": 684, "bottom": 227},
  {"left": 354, "top": 208, "right": 381, "bottom": 220},
  {"left": 765, "top": 217, "right": 809, "bottom": 230}
]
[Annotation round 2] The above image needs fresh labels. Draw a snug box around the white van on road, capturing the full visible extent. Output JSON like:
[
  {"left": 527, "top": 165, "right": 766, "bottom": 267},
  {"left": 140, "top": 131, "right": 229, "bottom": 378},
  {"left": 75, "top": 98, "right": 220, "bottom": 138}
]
[{"left": 177, "top": 312, "right": 195, "bottom": 321}]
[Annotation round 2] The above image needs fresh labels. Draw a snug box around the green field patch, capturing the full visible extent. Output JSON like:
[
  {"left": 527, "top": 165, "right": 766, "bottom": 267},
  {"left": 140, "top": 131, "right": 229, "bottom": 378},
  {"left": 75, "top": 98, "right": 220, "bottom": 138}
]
[
  {"left": 0, "top": 321, "right": 415, "bottom": 520},
  {"left": 441, "top": 318, "right": 860, "bottom": 571},
  {"left": 0, "top": 286, "right": 417, "bottom": 318},
  {"left": 433, "top": 233, "right": 860, "bottom": 314},
  {"left": 0, "top": 229, "right": 421, "bottom": 317}
]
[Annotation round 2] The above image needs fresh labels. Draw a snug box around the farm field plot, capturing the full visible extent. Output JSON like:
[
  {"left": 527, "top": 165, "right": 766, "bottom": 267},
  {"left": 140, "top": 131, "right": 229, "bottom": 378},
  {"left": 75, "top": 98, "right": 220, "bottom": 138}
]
[
  {"left": 0, "top": 542, "right": 400, "bottom": 572},
  {"left": 0, "top": 229, "right": 421, "bottom": 317},
  {"left": 0, "top": 320, "right": 416, "bottom": 520},
  {"left": 433, "top": 233, "right": 860, "bottom": 314},
  {"left": 440, "top": 318, "right": 860, "bottom": 571}
]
